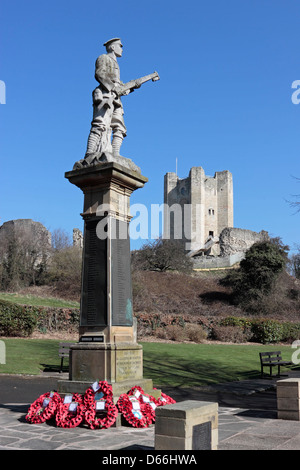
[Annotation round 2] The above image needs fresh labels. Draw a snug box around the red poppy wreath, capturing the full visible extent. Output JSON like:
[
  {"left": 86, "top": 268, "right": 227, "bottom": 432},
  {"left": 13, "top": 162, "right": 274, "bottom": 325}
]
[
  {"left": 83, "top": 380, "right": 118, "bottom": 429},
  {"left": 85, "top": 398, "right": 118, "bottom": 430},
  {"left": 117, "top": 393, "right": 152, "bottom": 428},
  {"left": 83, "top": 380, "right": 114, "bottom": 408},
  {"left": 26, "top": 391, "right": 61, "bottom": 424},
  {"left": 127, "top": 386, "right": 157, "bottom": 424},
  {"left": 154, "top": 390, "right": 176, "bottom": 406},
  {"left": 55, "top": 393, "right": 85, "bottom": 428}
]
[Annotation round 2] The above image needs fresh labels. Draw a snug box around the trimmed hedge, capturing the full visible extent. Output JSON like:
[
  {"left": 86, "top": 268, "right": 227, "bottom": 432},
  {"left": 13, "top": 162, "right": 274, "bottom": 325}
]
[
  {"left": 36, "top": 306, "right": 80, "bottom": 333},
  {"left": 219, "top": 316, "right": 300, "bottom": 344},
  {"left": 1, "top": 299, "right": 299, "bottom": 345},
  {"left": 0, "top": 300, "right": 39, "bottom": 337},
  {"left": 136, "top": 312, "right": 300, "bottom": 344},
  {"left": 0, "top": 299, "right": 80, "bottom": 337}
]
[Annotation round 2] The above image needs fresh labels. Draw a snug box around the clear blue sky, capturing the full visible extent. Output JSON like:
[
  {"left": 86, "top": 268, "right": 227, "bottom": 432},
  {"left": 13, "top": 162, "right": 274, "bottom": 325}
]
[{"left": 1, "top": 0, "right": 299, "bottom": 254}]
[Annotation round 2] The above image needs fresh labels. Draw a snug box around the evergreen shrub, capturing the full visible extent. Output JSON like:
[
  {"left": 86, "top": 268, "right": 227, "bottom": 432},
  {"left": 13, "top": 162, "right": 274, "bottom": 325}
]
[{"left": 0, "top": 300, "right": 38, "bottom": 336}]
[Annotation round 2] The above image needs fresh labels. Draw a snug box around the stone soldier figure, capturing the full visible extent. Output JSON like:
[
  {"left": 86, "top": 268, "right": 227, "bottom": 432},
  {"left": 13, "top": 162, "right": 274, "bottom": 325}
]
[
  {"left": 73, "top": 38, "right": 159, "bottom": 171},
  {"left": 86, "top": 38, "right": 128, "bottom": 158}
]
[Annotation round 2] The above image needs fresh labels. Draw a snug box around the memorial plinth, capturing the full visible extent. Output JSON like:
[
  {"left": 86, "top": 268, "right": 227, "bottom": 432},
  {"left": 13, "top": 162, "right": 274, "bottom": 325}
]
[{"left": 58, "top": 161, "right": 158, "bottom": 401}]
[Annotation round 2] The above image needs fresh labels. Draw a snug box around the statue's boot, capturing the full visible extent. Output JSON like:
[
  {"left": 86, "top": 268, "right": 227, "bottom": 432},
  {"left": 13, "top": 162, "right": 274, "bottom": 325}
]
[
  {"left": 112, "top": 133, "right": 123, "bottom": 158},
  {"left": 111, "top": 133, "right": 141, "bottom": 173},
  {"left": 86, "top": 131, "right": 100, "bottom": 155}
]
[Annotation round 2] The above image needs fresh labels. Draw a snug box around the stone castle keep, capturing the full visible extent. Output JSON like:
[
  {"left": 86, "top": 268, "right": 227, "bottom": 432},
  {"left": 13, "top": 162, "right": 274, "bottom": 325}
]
[
  {"left": 164, "top": 167, "right": 233, "bottom": 254},
  {"left": 164, "top": 166, "right": 268, "bottom": 268}
]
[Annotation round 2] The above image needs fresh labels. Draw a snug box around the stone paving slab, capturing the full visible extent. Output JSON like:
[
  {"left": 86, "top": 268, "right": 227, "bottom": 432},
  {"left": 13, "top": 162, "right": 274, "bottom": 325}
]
[
  {"left": 1, "top": 402, "right": 300, "bottom": 450},
  {"left": 218, "top": 408, "right": 300, "bottom": 450},
  {"left": 219, "top": 418, "right": 300, "bottom": 450},
  {"left": 1, "top": 370, "right": 300, "bottom": 450},
  {"left": 0, "top": 403, "right": 155, "bottom": 450}
]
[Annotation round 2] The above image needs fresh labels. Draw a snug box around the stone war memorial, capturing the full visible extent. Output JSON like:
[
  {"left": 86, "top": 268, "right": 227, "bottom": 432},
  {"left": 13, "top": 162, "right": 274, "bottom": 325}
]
[
  {"left": 58, "top": 38, "right": 160, "bottom": 403},
  {"left": 24, "top": 38, "right": 219, "bottom": 449}
]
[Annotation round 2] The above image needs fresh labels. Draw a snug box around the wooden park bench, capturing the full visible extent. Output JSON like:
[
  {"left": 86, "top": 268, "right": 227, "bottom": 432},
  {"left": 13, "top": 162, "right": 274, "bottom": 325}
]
[
  {"left": 59, "top": 342, "right": 75, "bottom": 373},
  {"left": 259, "top": 351, "right": 293, "bottom": 378}
]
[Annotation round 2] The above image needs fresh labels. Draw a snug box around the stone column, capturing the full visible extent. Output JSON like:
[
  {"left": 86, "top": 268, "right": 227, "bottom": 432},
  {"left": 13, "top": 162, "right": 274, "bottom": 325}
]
[
  {"left": 277, "top": 378, "right": 300, "bottom": 420},
  {"left": 58, "top": 162, "right": 157, "bottom": 400}
]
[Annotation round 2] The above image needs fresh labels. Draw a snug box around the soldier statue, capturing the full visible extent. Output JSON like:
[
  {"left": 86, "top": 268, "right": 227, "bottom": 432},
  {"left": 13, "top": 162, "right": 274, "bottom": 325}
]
[{"left": 74, "top": 38, "right": 159, "bottom": 171}]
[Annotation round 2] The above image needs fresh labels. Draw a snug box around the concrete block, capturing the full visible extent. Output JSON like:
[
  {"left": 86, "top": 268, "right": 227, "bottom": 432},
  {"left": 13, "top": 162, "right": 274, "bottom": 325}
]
[
  {"left": 155, "top": 400, "right": 218, "bottom": 450},
  {"left": 278, "top": 410, "right": 300, "bottom": 421},
  {"left": 277, "top": 386, "right": 300, "bottom": 399},
  {"left": 277, "top": 379, "right": 300, "bottom": 420},
  {"left": 155, "top": 400, "right": 217, "bottom": 420},
  {"left": 155, "top": 435, "right": 188, "bottom": 451},
  {"left": 155, "top": 417, "right": 186, "bottom": 438},
  {"left": 212, "top": 428, "right": 218, "bottom": 449},
  {"left": 277, "top": 398, "right": 300, "bottom": 411},
  {"left": 277, "top": 379, "right": 300, "bottom": 397}
]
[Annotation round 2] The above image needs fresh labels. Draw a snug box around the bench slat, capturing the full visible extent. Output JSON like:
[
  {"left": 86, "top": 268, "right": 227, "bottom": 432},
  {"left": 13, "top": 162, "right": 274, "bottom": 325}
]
[
  {"left": 259, "top": 350, "right": 293, "bottom": 378},
  {"left": 58, "top": 343, "right": 75, "bottom": 372},
  {"left": 260, "top": 351, "right": 281, "bottom": 357},
  {"left": 261, "top": 357, "right": 282, "bottom": 363}
]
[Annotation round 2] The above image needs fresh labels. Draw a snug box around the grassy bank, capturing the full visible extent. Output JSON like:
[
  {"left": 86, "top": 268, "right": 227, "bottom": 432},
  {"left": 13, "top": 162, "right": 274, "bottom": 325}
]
[
  {"left": 0, "top": 338, "right": 296, "bottom": 386},
  {"left": 0, "top": 292, "right": 79, "bottom": 309}
]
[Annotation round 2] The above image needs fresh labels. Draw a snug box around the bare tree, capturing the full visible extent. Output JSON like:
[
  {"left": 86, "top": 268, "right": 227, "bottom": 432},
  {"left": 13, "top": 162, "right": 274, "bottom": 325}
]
[
  {"left": 0, "top": 220, "right": 51, "bottom": 289},
  {"left": 51, "top": 228, "right": 72, "bottom": 251},
  {"left": 131, "top": 238, "right": 193, "bottom": 273},
  {"left": 289, "top": 247, "right": 300, "bottom": 279},
  {"left": 287, "top": 176, "right": 300, "bottom": 213}
]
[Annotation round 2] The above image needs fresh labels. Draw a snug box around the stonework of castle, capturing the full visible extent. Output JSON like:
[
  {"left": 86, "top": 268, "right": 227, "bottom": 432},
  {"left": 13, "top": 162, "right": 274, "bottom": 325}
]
[
  {"left": 164, "top": 166, "right": 233, "bottom": 254},
  {"left": 164, "top": 166, "right": 268, "bottom": 268}
]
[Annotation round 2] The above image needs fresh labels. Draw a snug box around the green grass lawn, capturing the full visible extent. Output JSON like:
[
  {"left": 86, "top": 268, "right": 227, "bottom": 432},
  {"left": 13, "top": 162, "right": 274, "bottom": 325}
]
[
  {"left": 0, "top": 292, "right": 80, "bottom": 309},
  {"left": 141, "top": 342, "right": 297, "bottom": 387},
  {"left": 0, "top": 339, "right": 71, "bottom": 375},
  {"left": 0, "top": 338, "right": 297, "bottom": 386}
]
